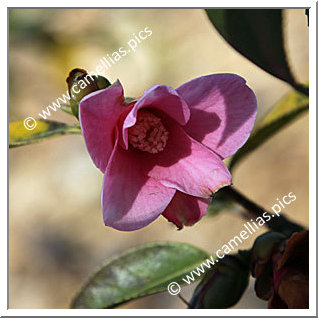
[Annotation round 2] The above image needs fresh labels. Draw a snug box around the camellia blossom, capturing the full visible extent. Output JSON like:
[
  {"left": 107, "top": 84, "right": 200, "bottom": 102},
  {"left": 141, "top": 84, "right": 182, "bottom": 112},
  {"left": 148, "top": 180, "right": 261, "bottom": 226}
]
[{"left": 79, "top": 74, "right": 257, "bottom": 231}]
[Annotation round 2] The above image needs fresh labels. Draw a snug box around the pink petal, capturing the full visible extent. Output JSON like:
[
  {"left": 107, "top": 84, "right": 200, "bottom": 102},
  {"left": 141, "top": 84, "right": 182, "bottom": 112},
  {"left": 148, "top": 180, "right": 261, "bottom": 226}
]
[
  {"left": 102, "top": 138, "right": 176, "bottom": 231},
  {"left": 79, "top": 80, "right": 129, "bottom": 173},
  {"left": 121, "top": 85, "right": 190, "bottom": 149},
  {"left": 162, "top": 191, "right": 210, "bottom": 229},
  {"left": 176, "top": 74, "right": 257, "bottom": 159},
  {"left": 144, "top": 118, "right": 232, "bottom": 198}
]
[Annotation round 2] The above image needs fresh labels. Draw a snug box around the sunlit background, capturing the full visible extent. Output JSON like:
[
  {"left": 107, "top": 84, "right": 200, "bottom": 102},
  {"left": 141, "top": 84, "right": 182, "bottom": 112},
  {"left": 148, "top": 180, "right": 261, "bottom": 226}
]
[{"left": 9, "top": 8, "right": 309, "bottom": 309}]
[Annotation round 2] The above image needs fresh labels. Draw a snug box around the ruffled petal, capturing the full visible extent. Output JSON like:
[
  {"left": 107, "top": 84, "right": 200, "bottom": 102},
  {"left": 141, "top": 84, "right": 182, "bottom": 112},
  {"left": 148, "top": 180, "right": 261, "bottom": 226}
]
[
  {"left": 102, "top": 139, "right": 176, "bottom": 231},
  {"left": 145, "top": 119, "right": 232, "bottom": 198},
  {"left": 176, "top": 74, "right": 257, "bottom": 159},
  {"left": 79, "top": 80, "right": 128, "bottom": 172},
  {"left": 121, "top": 85, "right": 190, "bottom": 149},
  {"left": 162, "top": 191, "right": 210, "bottom": 229}
]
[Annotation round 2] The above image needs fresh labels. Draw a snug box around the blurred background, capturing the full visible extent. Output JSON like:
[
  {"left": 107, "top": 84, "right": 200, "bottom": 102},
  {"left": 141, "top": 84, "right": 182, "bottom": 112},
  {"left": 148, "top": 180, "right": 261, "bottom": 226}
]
[{"left": 9, "top": 9, "right": 308, "bottom": 309}]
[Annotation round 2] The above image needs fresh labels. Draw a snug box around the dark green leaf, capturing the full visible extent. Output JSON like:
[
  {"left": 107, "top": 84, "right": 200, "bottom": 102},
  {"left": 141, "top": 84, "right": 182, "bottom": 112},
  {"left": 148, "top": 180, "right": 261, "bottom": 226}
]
[
  {"left": 206, "top": 9, "right": 297, "bottom": 86},
  {"left": 9, "top": 119, "right": 81, "bottom": 148},
  {"left": 229, "top": 88, "right": 308, "bottom": 171},
  {"left": 71, "top": 242, "right": 209, "bottom": 309}
]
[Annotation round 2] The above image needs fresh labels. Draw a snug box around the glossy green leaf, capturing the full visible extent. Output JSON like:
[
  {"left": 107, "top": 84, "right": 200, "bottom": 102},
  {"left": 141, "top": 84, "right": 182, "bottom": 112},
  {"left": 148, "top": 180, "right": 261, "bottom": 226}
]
[
  {"left": 9, "top": 119, "right": 81, "bottom": 148},
  {"left": 229, "top": 88, "right": 309, "bottom": 171},
  {"left": 206, "top": 9, "right": 297, "bottom": 87},
  {"left": 71, "top": 242, "right": 209, "bottom": 309}
]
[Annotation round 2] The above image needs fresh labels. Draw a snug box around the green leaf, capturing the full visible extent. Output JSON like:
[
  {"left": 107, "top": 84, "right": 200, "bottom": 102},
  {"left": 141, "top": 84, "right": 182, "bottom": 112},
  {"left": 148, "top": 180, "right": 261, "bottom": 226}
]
[
  {"left": 229, "top": 88, "right": 309, "bottom": 171},
  {"left": 205, "top": 9, "right": 297, "bottom": 87},
  {"left": 71, "top": 242, "right": 209, "bottom": 309},
  {"left": 60, "top": 104, "right": 74, "bottom": 115},
  {"left": 9, "top": 119, "right": 81, "bottom": 148}
]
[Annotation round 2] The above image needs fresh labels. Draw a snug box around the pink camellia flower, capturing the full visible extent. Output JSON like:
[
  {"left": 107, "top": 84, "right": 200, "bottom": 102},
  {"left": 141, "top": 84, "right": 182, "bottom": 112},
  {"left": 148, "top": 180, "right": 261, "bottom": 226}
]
[{"left": 79, "top": 74, "right": 257, "bottom": 231}]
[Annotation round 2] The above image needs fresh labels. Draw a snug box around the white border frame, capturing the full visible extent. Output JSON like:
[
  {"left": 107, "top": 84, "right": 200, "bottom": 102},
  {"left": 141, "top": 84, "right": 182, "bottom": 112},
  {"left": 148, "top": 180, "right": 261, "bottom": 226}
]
[{"left": 4, "top": 1, "right": 316, "bottom": 316}]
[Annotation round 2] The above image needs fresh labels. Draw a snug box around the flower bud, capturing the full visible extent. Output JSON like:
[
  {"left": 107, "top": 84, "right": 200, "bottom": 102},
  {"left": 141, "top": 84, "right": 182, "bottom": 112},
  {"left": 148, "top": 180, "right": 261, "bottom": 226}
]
[
  {"left": 251, "top": 230, "right": 309, "bottom": 308},
  {"left": 251, "top": 232, "right": 286, "bottom": 271},
  {"left": 189, "top": 252, "right": 250, "bottom": 309},
  {"left": 269, "top": 230, "right": 309, "bottom": 308},
  {"left": 66, "top": 68, "right": 111, "bottom": 118},
  {"left": 95, "top": 75, "right": 111, "bottom": 90},
  {"left": 250, "top": 232, "right": 287, "bottom": 300}
]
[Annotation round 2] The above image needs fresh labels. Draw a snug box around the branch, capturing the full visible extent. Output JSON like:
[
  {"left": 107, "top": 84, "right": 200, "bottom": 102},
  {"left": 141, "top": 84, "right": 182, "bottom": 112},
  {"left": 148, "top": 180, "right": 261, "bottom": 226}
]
[{"left": 223, "top": 186, "right": 305, "bottom": 237}]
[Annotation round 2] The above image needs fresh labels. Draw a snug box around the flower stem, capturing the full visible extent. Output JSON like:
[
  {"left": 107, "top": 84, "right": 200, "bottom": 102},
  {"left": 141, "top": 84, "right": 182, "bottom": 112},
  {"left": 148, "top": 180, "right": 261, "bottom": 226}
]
[
  {"left": 178, "top": 294, "right": 192, "bottom": 308},
  {"left": 223, "top": 186, "right": 305, "bottom": 237}
]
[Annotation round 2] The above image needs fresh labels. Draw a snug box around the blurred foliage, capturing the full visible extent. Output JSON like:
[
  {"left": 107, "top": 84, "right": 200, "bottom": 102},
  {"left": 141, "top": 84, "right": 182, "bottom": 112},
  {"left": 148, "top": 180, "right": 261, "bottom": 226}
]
[
  {"left": 71, "top": 242, "right": 209, "bottom": 309},
  {"left": 9, "top": 10, "right": 58, "bottom": 48},
  {"left": 9, "top": 120, "right": 81, "bottom": 148},
  {"left": 9, "top": 9, "right": 120, "bottom": 48},
  {"left": 205, "top": 9, "right": 303, "bottom": 92},
  {"left": 229, "top": 87, "right": 309, "bottom": 171}
]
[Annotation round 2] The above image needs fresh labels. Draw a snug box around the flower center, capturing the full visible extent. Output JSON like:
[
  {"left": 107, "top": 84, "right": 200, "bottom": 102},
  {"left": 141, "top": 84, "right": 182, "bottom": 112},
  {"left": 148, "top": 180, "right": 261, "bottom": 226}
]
[{"left": 128, "top": 111, "right": 169, "bottom": 154}]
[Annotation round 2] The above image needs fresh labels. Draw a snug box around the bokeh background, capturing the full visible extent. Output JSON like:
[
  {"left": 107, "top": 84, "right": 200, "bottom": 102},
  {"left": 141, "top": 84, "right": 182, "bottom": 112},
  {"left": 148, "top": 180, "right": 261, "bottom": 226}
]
[{"left": 9, "top": 9, "right": 309, "bottom": 309}]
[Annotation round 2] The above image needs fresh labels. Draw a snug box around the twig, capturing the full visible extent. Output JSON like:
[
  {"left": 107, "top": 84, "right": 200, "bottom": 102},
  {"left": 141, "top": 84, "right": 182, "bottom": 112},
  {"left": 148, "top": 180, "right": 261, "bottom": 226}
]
[
  {"left": 177, "top": 294, "right": 192, "bottom": 308},
  {"left": 223, "top": 186, "right": 305, "bottom": 237}
]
